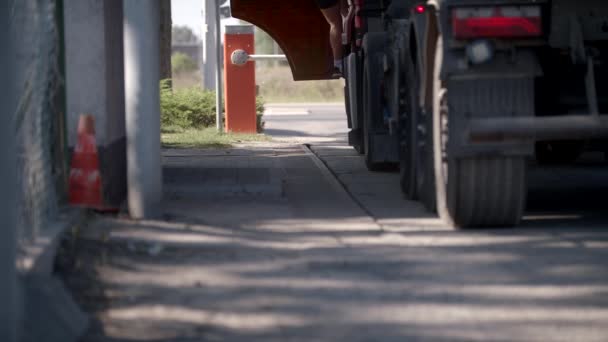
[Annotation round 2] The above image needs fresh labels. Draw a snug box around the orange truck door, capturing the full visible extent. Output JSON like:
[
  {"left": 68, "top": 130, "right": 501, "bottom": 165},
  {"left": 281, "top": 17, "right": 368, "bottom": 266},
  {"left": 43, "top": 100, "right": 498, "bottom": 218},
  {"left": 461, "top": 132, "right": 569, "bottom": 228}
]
[{"left": 230, "top": 0, "right": 333, "bottom": 80}]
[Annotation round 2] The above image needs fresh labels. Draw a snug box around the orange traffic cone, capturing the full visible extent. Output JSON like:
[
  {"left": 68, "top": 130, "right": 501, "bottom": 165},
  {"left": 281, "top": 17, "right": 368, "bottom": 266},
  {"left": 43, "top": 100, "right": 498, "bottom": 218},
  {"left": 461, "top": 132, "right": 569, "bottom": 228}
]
[{"left": 69, "top": 115, "right": 106, "bottom": 210}]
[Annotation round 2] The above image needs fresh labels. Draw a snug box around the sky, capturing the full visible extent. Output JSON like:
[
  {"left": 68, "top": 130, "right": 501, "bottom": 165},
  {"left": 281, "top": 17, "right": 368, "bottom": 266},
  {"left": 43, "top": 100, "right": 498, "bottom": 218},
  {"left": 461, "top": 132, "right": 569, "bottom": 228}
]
[
  {"left": 171, "top": 0, "right": 203, "bottom": 37},
  {"left": 171, "top": 0, "right": 239, "bottom": 39}
]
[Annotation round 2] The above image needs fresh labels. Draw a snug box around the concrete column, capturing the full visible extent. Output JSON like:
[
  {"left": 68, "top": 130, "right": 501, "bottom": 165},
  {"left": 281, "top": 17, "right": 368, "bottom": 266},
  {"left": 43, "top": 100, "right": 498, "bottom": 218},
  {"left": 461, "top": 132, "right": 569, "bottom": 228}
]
[
  {"left": 124, "top": 0, "right": 163, "bottom": 219},
  {"left": 0, "top": 0, "right": 20, "bottom": 340},
  {"left": 202, "top": 0, "right": 217, "bottom": 90}
]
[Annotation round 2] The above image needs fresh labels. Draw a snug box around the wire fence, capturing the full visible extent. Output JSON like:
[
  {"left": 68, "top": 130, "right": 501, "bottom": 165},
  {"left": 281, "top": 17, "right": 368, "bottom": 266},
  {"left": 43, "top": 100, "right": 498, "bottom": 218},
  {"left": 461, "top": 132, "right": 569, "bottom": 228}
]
[{"left": 11, "top": 0, "right": 64, "bottom": 251}]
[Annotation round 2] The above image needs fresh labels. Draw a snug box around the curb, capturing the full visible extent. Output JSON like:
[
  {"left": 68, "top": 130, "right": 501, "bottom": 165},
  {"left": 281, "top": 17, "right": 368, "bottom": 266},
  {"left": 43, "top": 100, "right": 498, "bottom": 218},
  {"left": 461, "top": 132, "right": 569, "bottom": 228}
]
[
  {"left": 18, "top": 208, "right": 87, "bottom": 276},
  {"left": 301, "top": 144, "right": 352, "bottom": 201},
  {"left": 18, "top": 207, "right": 90, "bottom": 342},
  {"left": 302, "top": 144, "right": 381, "bottom": 224}
]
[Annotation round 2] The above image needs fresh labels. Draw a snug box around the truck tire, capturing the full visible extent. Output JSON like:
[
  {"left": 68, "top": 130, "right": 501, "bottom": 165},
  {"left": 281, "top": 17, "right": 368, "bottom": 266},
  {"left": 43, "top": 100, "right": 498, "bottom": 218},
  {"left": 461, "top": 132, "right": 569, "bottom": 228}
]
[
  {"left": 346, "top": 80, "right": 366, "bottom": 154},
  {"left": 345, "top": 54, "right": 365, "bottom": 154},
  {"left": 353, "top": 53, "right": 365, "bottom": 155},
  {"left": 432, "top": 38, "right": 526, "bottom": 228},
  {"left": 398, "top": 51, "right": 418, "bottom": 200},
  {"left": 416, "top": 60, "right": 436, "bottom": 212},
  {"left": 418, "top": 96, "right": 436, "bottom": 212},
  {"left": 362, "top": 56, "right": 383, "bottom": 171},
  {"left": 362, "top": 33, "right": 392, "bottom": 171},
  {"left": 344, "top": 84, "right": 352, "bottom": 128}
]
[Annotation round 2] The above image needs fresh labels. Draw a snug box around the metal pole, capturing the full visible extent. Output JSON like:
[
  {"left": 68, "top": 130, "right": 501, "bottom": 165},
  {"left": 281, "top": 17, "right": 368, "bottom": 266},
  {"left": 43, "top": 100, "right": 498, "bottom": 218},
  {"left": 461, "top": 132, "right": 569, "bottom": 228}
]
[
  {"left": 214, "top": 0, "right": 224, "bottom": 132},
  {"left": 202, "top": 0, "right": 217, "bottom": 90},
  {"left": 123, "top": 0, "right": 163, "bottom": 219},
  {"left": 0, "top": 0, "right": 20, "bottom": 339},
  {"left": 248, "top": 54, "right": 287, "bottom": 62}
]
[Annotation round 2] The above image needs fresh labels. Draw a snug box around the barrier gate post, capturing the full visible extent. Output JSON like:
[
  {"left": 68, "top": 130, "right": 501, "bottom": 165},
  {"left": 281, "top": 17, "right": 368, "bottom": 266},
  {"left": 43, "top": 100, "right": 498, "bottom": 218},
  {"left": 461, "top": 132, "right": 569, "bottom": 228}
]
[{"left": 224, "top": 25, "right": 257, "bottom": 133}]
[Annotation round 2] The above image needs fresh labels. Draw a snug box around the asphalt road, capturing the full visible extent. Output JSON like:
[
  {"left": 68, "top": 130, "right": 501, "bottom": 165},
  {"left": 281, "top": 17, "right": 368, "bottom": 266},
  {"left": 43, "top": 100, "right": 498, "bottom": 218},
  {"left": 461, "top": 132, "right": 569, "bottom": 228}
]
[{"left": 264, "top": 103, "right": 349, "bottom": 143}]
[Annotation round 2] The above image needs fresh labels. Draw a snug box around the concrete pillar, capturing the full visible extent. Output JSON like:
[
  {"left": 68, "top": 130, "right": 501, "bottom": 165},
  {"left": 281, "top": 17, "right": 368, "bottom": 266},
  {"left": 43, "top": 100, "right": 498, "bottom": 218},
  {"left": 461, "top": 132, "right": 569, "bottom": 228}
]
[
  {"left": 64, "top": 0, "right": 127, "bottom": 208},
  {"left": 0, "top": 1, "right": 20, "bottom": 340},
  {"left": 124, "top": 0, "right": 163, "bottom": 219},
  {"left": 202, "top": 0, "right": 217, "bottom": 90}
]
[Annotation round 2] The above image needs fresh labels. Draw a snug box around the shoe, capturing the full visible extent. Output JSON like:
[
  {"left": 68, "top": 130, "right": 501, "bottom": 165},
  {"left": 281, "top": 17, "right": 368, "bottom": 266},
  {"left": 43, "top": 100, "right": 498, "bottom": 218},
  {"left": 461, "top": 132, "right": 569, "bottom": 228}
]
[{"left": 330, "top": 67, "right": 343, "bottom": 79}]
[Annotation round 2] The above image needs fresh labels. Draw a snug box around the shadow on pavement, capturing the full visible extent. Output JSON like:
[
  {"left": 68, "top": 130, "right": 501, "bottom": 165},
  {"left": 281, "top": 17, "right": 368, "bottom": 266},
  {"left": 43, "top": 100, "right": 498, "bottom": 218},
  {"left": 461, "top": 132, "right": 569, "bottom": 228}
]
[
  {"left": 66, "top": 214, "right": 608, "bottom": 341},
  {"left": 58, "top": 143, "right": 608, "bottom": 342}
]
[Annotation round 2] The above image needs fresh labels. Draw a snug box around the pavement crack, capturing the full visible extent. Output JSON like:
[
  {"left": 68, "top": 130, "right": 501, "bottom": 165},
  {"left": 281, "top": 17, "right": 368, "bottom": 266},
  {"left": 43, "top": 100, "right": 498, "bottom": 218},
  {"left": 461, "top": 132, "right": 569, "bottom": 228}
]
[{"left": 303, "top": 144, "right": 386, "bottom": 234}]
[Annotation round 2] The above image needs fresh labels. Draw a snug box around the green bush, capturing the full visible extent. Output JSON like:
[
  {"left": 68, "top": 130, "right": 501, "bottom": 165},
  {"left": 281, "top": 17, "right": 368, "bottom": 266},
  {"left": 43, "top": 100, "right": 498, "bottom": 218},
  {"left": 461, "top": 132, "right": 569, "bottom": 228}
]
[
  {"left": 256, "top": 97, "right": 266, "bottom": 133},
  {"left": 171, "top": 52, "right": 198, "bottom": 74},
  {"left": 160, "top": 79, "right": 216, "bottom": 129},
  {"left": 160, "top": 79, "right": 266, "bottom": 133}
]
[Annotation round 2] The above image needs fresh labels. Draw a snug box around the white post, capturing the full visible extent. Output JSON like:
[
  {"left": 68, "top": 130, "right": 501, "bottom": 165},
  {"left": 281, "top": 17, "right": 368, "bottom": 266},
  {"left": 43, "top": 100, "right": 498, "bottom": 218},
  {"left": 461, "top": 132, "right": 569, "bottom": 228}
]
[
  {"left": 214, "top": 0, "right": 224, "bottom": 132},
  {"left": 123, "top": 0, "right": 163, "bottom": 219},
  {"left": 0, "top": 0, "right": 20, "bottom": 340},
  {"left": 202, "top": 0, "right": 217, "bottom": 91}
]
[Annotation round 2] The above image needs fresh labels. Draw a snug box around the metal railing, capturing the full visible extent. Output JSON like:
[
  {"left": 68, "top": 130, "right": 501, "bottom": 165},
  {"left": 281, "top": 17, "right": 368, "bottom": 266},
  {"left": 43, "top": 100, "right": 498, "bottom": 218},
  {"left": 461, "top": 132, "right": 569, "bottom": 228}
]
[{"left": 230, "top": 49, "right": 287, "bottom": 66}]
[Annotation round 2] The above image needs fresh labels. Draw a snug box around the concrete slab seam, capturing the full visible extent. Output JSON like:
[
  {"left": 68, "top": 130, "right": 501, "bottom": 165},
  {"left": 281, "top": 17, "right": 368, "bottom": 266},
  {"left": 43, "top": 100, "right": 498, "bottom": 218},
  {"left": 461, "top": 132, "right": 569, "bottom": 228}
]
[{"left": 301, "top": 144, "right": 384, "bottom": 232}]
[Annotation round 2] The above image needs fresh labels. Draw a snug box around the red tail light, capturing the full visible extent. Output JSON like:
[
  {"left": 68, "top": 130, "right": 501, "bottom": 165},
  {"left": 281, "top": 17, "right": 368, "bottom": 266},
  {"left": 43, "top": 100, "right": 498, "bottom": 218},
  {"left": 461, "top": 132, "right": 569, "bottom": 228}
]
[{"left": 452, "top": 6, "right": 542, "bottom": 39}]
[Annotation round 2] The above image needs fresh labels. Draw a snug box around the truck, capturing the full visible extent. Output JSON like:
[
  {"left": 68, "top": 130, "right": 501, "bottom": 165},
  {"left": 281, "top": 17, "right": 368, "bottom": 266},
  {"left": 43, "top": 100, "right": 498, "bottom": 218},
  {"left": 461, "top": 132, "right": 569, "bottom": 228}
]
[{"left": 231, "top": 0, "right": 608, "bottom": 228}]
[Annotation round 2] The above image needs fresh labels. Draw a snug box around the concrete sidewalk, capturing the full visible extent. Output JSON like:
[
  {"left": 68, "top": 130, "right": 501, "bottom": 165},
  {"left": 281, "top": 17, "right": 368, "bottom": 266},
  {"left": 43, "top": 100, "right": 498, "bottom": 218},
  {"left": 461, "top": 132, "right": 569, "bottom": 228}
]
[
  {"left": 63, "top": 142, "right": 383, "bottom": 341},
  {"left": 160, "top": 143, "right": 376, "bottom": 229}
]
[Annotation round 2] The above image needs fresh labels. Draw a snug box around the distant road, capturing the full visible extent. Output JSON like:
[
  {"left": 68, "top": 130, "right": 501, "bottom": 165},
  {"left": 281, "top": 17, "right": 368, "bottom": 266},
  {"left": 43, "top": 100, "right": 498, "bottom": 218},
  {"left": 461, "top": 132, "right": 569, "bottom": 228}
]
[{"left": 263, "top": 103, "right": 348, "bottom": 142}]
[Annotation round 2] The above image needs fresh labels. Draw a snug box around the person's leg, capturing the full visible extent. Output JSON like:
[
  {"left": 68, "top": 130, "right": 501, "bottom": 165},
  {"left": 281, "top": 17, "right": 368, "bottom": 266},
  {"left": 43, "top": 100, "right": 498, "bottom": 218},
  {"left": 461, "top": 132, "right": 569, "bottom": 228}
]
[
  {"left": 320, "top": 3, "right": 343, "bottom": 72},
  {"left": 340, "top": 0, "right": 349, "bottom": 17}
]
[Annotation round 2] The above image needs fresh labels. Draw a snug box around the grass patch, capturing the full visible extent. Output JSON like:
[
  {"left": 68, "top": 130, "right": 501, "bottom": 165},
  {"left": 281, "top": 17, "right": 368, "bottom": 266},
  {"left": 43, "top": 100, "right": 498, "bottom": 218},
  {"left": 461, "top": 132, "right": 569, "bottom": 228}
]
[{"left": 162, "top": 127, "right": 270, "bottom": 149}]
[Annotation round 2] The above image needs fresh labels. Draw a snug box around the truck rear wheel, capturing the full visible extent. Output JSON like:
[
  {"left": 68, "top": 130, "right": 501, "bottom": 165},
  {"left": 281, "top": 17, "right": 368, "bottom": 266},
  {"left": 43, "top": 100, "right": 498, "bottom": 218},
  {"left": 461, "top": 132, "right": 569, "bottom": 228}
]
[
  {"left": 345, "top": 56, "right": 365, "bottom": 155},
  {"left": 353, "top": 53, "right": 366, "bottom": 155},
  {"left": 419, "top": 104, "right": 436, "bottom": 212},
  {"left": 432, "top": 38, "right": 526, "bottom": 228},
  {"left": 416, "top": 76, "right": 436, "bottom": 212},
  {"left": 344, "top": 84, "right": 351, "bottom": 128},
  {"left": 363, "top": 58, "right": 380, "bottom": 170},
  {"left": 398, "top": 52, "right": 418, "bottom": 200},
  {"left": 362, "top": 39, "right": 393, "bottom": 171},
  {"left": 345, "top": 81, "right": 363, "bottom": 154}
]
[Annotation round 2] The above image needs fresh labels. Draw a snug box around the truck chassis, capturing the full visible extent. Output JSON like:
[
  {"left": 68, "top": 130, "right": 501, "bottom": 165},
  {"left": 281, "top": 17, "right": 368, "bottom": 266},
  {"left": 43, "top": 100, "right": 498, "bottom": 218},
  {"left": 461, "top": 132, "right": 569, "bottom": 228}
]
[
  {"left": 343, "top": 0, "right": 608, "bottom": 227},
  {"left": 230, "top": 0, "right": 608, "bottom": 228}
]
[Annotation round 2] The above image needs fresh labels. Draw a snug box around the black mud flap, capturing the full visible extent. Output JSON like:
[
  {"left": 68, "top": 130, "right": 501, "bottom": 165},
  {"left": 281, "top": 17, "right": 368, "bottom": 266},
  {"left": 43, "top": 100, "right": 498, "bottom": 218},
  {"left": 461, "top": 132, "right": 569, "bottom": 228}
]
[{"left": 348, "top": 128, "right": 362, "bottom": 148}]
